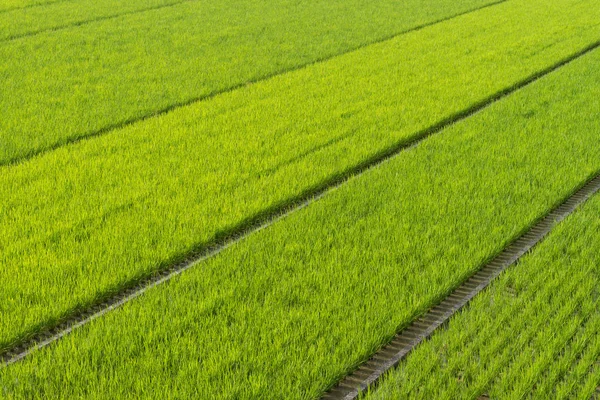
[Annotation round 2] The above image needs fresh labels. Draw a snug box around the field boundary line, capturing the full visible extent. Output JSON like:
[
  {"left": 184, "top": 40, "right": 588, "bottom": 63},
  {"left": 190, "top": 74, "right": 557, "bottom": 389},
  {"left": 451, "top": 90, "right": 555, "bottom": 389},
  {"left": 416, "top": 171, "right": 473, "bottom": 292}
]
[
  {"left": 0, "top": 36, "right": 599, "bottom": 369},
  {"left": 321, "top": 175, "right": 600, "bottom": 400},
  {"left": 0, "top": 0, "right": 67, "bottom": 14},
  {"left": 1, "top": 0, "right": 197, "bottom": 42},
  {"left": 0, "top": 0, "right": 508, "bottom": 168}
]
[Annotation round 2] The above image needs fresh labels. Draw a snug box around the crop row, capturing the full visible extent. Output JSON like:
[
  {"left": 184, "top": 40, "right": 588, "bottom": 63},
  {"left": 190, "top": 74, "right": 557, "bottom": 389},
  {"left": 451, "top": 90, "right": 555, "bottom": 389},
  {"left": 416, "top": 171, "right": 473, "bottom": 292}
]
[
  {"left": 0, "top": 0, "right": 496, "bottom": 42},
  {"left": 366, "top": 185, "right": 600, "bottom": 399},
  {"left": 2, "top": 0, "right": 600, "bottom": 351},
  {"left": 0, "top": 0, "right": 496, "bottom": 164},
  {"left": 0, "top": 0, "right": 57, "bottom": 13},
  {"left": 1, "top": 42, "right": 600, "bottom": 398},
  {"left": 0, "top": 0, "right": 193, "bottom": 41}
]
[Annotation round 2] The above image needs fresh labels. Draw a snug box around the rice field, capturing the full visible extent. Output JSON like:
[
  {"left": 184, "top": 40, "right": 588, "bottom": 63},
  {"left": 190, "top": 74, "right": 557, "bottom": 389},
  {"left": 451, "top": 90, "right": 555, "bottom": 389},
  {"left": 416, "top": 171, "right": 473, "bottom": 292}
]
[
  {"left": 365, "top": 184, "right": 600, "bottom": 399},
  {"left": 1, "top": 0, "right": 599, "bottom": 398}
]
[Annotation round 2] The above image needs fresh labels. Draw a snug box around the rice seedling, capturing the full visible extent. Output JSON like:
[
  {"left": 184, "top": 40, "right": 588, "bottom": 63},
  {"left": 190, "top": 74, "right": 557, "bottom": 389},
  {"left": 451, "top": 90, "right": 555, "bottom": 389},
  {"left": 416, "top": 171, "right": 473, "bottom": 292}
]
[
  {"left": 1, "top": 42, "right": 599, "bottom": 399},
  {"left": 365, "top": 189, "right": 600, "bottom": 399},
  {"left": 0, "top": 0, "right": 495, "bottom": 41},
  {"left": 0, "top": 0, "right": 497, "bottom": 164},
  {"left": 2, "top": 0, "right": 600, "bottom": 355}
]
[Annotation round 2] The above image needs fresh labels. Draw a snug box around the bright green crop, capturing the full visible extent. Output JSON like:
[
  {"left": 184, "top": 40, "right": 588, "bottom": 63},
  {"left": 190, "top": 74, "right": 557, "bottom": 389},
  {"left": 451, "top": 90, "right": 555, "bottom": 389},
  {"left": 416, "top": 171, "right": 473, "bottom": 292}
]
[
  {"left": 0, "top": 0, "right": 57, "bottom": 12},
  {"left": 366, "top": 186, "right": 600, "bottom": 400},
  {"left": 0, "top": 0, "right": 192, "bottom": 41},
  {"left": 1, "top": 35, "right": 600, "bottom": 399},
  {"left": 0, "top": 0, "right": 496, "bottom": 164},
  {"left": 0, "top": 0, "right": 497, "bottom": 42},
  {"left": 1, "top": 0, "right": 600, "bottom": 351}
]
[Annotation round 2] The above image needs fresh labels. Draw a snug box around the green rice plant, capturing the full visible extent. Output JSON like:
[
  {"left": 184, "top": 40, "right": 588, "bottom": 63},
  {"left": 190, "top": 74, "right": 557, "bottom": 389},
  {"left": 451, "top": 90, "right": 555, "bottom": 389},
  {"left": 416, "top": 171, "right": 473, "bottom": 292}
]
[
  {"left": 0, "top": 0, "right": 57, "bottom": 12},
  {"left": 0, "top": 0, "right": 497, "bottom": 164},
  {"left": 1, "top": 0, "right": 600, "bottom": 354},
  {"left": 365, "top": 192, "right": 600, "bottom": 400},
  {"left": 2, "top": 41, "right": 600, "bottom": 400},
  {"left": 551, "top": 335, "right": 600, "bottom": 399},
  {"left": 0, "top": 0, "right": 193, "bottom": 40},
  {"left": 0, "top": 0, "right": 494, "bottom": 42}
]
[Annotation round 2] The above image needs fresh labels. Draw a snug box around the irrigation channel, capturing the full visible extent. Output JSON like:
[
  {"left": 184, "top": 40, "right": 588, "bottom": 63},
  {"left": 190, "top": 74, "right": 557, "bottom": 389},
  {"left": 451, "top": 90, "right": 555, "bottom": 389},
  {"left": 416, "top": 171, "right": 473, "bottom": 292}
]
[
  {"left": 322, "top": 174, "right": 600, "bottom": 400},
  {"left": 2, "top": 34, "right": 600, "bottom": 378}
]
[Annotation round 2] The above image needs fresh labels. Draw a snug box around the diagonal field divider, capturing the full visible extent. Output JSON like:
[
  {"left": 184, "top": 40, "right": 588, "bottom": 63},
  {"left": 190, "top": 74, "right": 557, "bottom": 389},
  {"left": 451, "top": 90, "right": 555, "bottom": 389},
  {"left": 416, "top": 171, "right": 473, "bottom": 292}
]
[
  {"left": 0, "top": 0, "right": 506, "bottom": 167},
  {"left": 6, "top": 0, "right": 600, "bottom": 352},
  {"left": 0, "top": 0, "right": 65, "bottom": 13},
  {"left": 1, "top": 0, "right": 197, "bottom": 42},
  {"left": 1, "top": 38, "right": 599, "bottom": 369},
  {"left": 322, "top": 174, "right": 600, "bottom": 400}
]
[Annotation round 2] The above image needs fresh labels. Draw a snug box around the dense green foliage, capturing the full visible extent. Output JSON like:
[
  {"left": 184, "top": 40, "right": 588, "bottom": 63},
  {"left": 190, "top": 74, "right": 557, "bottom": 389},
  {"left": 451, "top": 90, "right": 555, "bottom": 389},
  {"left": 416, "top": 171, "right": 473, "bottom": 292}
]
[
  {"left": 0, "top": 0, "right": 57, "bottom": 12},
  {"left": 0, "top": 0, "right": 496, "bottom": 164},
  {"left": 1, "top": 44, "right": 600, "bottom": 398},
  {"left": 366, "top": 192, "right": 600, "bottom": 399},
  {"left": 2, "top": 0, "right": 600, "bottom": 351},
  {"left": 0, "top": 0, "right": 191, "bottom": 40},
  {"left": 0, "top": 0, "right": 498, "bottom": 42}
]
